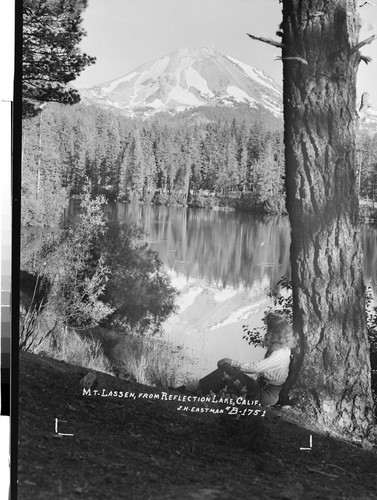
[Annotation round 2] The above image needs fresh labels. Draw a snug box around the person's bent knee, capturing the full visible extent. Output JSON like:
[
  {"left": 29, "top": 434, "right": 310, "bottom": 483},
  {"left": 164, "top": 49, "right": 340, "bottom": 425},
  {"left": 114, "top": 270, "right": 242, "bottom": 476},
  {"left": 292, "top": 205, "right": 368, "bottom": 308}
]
[
  {"left": 217, "top": 363, "right": 240, "bottom": 379},
  {"left": 217, "top": 362, "right": 234, "bottom": 373},
  {"left": 217, "top": 358, "right": 232, "bottom": 368}
]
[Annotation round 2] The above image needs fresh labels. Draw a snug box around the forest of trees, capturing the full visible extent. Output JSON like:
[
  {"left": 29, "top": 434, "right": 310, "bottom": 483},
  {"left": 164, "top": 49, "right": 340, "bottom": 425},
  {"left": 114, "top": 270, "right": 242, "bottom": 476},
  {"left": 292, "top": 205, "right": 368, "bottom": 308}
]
[
  {"left": 21, "top": 103, "right": 286, "bottom": 226},
  {"left": 22, "top": 100, "right": 377, "bottom": 227}
]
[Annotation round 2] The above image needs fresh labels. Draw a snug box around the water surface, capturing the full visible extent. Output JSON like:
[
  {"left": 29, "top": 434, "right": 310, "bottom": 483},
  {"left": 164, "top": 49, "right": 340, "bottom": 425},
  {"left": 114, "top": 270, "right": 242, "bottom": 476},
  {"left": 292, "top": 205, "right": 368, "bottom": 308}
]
[{"left": 64, "top": 201, "right": 377, "bottom": 379}]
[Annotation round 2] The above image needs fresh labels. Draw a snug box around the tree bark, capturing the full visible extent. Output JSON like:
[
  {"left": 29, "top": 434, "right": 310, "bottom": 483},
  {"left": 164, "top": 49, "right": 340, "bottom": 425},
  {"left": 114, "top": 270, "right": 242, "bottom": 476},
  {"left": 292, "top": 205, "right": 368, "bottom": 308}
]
[{"left": 282, "top": 0, "right": 374, "bottom": 436}]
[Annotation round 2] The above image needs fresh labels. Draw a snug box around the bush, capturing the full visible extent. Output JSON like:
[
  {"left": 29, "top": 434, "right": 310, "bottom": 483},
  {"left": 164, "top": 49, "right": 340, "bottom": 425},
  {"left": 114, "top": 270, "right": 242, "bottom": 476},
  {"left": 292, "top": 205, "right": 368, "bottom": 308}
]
[
  {"left": 242, "top": 277, "right": 292, "bottom": 347},
  {"left": 359, "top": 205, "right": 377, "bottom": 223},
  {"left": 99, "top": 221, "right": 177, "bottom": 334},
  {"left": 366, "top": 286, "right": 377, "bottom": 411},
  {"left": 151, "top": 191, "right": 188, "bottom": 206},
  {"left": 19, "top": 304, "right": 58, "bottom": 352},
  {"left": 25, "top": 322, "right": 112, "bottom": 373},
  {"left": 261, "top": 193, "right": 287, "bottom": 215},
  {"left": 152, "top": 191, "right": 170, "bottom": 206},
  {"left": 34, "top": 188, "right": 114, "bottom": 329},
  {"left": 234, "top": 192, "right": 286, "bottom": 215},
  {"left": 188, "top": 194, "right": 216, "bottom": 209},
  {"left": 21, "top": 187, "right": 177, "bottom": 337},
  {"left": 113, "top": 334, "right": 194, "bottom": 388}
]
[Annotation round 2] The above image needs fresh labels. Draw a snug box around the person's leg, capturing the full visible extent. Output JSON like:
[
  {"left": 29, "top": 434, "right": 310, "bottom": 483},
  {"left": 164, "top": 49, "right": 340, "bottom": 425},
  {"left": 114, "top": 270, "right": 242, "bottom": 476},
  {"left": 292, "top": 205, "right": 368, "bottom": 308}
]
[
  {"left": 260, "top": 383, "right": 282, "bottom": 406},
  {"left": 198, "top": 363, "right": 260, "bottom": 397}
]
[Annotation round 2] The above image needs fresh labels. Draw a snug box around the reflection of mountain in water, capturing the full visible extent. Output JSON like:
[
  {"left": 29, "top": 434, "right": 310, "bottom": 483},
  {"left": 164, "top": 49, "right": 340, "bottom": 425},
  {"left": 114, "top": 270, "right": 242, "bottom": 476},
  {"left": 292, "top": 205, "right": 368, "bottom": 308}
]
[
  {"left": 31, "top": 202, "right": 377, "bottom": 377},
  {"left": 112, "top": 203, "right": 291, "bottom": 290},
  {"left": 163, "top": 270, "right": 270, "bottom": 378}
]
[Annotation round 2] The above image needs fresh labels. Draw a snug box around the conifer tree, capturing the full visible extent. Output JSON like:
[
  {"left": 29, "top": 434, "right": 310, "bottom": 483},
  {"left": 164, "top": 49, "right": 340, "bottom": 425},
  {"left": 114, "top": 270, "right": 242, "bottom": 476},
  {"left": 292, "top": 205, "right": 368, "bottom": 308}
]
[
  {"left": 129, "top": 130, "right": 146, "bottom": 198},
  {"left": 23, "top": 0, "right": 95, "bottom": 118},
  {"left": 21, "top": 105, "right": 67, "bottom": 226},
  {"left": 141, "top": 128, "right": 157, "bottom": 198},
  {"left": 280, "top": 0, "right": 374, "bottom": 435},
  {"left": 236, "top": 123, "right": 249, "bottom": 193}
]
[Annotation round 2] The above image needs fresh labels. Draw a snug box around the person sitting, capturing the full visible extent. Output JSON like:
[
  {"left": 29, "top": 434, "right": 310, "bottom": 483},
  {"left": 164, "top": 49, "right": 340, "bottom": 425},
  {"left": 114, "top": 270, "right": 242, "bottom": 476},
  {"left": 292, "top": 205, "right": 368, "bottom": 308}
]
[{"left": 181, "top": 312, "right": 294, "bottom": 407}]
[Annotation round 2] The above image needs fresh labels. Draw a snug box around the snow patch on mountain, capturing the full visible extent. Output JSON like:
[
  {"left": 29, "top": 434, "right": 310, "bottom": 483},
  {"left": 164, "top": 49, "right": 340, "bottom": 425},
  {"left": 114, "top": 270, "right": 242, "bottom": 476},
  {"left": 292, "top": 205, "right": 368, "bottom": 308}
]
[
  {"left": 185, "top": 67, "right": 214, "bottom": 96},
  {"left": 101, "top": 71, "right": 138, "bottom": 95},
  {"left": 226, "top": 85, "right": 256, "bottom": 105},
  {"left": 168, "top": 86, "right": 203, "bottom": 106},
  {"left": 226, "top": 55, "right": 280, "bottom": 95},
  {"left": 174, "top": 55, "right": 196, "bottom": 74},
  {"left": 141, "top": 56, "right": 170, "bottom": 83},
  {"left": 261, "top": 96, "right": 281, "bottom": 116},
  {"left": 81, "top": 47, "right": 283, "bottom": 118}
]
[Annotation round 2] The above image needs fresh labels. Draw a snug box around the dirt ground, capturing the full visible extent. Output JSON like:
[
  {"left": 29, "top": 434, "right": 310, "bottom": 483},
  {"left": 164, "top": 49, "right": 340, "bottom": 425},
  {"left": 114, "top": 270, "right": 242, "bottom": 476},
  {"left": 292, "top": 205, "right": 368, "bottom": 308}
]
[{"left": 17, "top": 351, "right": 377, "bottom": 500}]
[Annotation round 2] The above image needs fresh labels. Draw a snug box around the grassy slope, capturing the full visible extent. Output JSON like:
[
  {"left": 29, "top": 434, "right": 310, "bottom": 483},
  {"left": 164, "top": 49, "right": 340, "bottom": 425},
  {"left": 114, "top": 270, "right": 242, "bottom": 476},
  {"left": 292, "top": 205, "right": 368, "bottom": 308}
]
[{"left": 17, "top": 352, "right": 377, "bottom": 500}]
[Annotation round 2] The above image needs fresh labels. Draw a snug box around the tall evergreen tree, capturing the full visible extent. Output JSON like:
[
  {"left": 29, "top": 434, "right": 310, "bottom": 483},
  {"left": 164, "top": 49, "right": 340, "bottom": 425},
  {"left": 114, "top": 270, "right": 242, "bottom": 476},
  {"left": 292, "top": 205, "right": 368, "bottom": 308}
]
[
  {"left": 105, "top": 118, "right": 122, "bottom": 191},
  {"left": 23, "top": 0, "right": 95, "bottom": 118},
  {"left": 141, "top": 128, "right": 157, "bottom": 198},
  {"left": 236, "top": 123, "right": 249, "bottom": 193},
  {"left": 129, "top": 130, "right": 146, "bottom": 197},
  {"left": 21, "top": 106, "right": 67, "bottom": 226},
  {"left": 201, "top": 125, "right": 222, "bottom": 191},
  {"left": 281, "top": 0, "right": 374, "bottom": 435}
]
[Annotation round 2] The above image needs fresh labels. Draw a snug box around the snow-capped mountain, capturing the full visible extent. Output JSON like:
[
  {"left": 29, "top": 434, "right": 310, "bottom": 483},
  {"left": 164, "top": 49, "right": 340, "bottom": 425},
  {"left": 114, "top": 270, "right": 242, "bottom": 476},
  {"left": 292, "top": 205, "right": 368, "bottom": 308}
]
[{"left": 80, "top": 47, "right": 282, "bottom": 118}]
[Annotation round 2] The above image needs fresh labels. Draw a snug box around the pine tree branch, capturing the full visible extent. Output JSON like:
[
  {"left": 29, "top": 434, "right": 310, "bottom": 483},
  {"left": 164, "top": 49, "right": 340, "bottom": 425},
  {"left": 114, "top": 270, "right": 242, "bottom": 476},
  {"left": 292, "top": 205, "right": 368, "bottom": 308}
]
[
  {"left": 276, "top": 56, "right": 308, "bottom": 65},
  {"left": 360, "top": 54, "right": 373, "bottom": 64},
  {"left": 247, "top": 33, "right": 285, "bottom": 49},
  {"left": 351, "top": 34, "right": 377, "bottom": 53},
  {"left": 359, "top": 1, "right": 376, "bottom": 6}
]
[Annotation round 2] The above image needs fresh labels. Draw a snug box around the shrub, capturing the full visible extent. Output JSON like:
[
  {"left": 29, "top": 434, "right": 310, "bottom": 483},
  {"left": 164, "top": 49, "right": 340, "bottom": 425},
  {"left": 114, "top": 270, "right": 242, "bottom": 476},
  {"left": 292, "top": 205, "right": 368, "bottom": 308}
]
[
  {"left": 234, "top": 192, "right": 286, "bottom": 215},
  {"left": 242, "top": 277, "right": 292, "bottom": 347},
  {"left": 23, "top": 186, "right": 115, "bottom": 331},
  {"left": 21, "top": 186, "right": 177, "bottom": 339},
  {"left": 19, "top": 304, "right": 58, "bottom": 352},
  {"left": 99, "top": 221, "right": 177, "bottom": 334},
  {"left": 34, "top": 325, "right": 112, "bottom": 374},
  {"left": 261, "top": 193, "right": 287, "bottom": 215},
  {"left": 114, "top": 334, "right": 195, "bottom": 388},
  {"left": 366, "top": 286, "right": 377, "bottom": 411},
  {"left": 359, "top": 205, "right": 377, "bottom": 223},
  {"left": 152, "top": 191, "right": 170, "bottom": 206}
]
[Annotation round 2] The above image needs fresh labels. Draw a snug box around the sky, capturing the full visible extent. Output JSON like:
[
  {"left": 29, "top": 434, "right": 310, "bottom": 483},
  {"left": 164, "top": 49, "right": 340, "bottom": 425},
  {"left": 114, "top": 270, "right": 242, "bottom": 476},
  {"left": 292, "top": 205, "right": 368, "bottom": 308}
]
[
  {"left": 74, "top": 0, "right": 377, "bottom": 108},
  {"left": 74, "top": 0, "right": 283, "bottom": 87}
]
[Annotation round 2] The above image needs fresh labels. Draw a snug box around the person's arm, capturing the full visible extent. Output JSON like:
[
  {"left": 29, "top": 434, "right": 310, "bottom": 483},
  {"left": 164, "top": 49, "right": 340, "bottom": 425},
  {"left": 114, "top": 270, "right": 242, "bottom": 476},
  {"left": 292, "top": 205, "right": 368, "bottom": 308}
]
[{"left": 228, "top": 349, "right": 289, "bottom": 374}]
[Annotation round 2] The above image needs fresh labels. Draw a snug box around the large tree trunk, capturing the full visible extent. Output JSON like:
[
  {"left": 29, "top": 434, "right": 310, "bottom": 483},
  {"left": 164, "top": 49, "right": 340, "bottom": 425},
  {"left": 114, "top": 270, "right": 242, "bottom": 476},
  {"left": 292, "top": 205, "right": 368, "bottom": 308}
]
[{"left": 282, "top": 0, "right": 374, "bottom": 436}]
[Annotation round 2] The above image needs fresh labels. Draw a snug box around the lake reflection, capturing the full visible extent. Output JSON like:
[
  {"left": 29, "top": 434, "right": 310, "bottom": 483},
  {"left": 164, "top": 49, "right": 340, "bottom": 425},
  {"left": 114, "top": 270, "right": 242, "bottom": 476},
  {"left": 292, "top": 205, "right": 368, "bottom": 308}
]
[
  {"left": 62, "top": 201, "right": 377, "bottom": 379},
  {"left": 113, "top": 204, "right": 288, "bottom": 378},
  {"left": 112, "top": 203, "right": 291, "bottom": 290}
]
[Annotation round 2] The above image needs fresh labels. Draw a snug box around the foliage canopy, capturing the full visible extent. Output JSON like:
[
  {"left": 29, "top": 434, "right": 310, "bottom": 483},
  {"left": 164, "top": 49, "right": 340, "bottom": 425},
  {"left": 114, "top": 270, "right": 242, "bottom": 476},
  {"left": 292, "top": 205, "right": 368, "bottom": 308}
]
[
  {"left": 22, "top": 187, "right": 177, "bottom": 335},
  {"left": 23, "top": 0, "right": 95, "bottom": 118}
]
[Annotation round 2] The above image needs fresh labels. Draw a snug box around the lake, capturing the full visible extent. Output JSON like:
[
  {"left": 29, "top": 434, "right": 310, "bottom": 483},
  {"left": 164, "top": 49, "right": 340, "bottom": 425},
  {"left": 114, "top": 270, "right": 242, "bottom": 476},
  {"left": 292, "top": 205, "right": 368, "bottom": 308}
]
[{"left": 66, "top": 201, "right": 376, "bottom": 381}]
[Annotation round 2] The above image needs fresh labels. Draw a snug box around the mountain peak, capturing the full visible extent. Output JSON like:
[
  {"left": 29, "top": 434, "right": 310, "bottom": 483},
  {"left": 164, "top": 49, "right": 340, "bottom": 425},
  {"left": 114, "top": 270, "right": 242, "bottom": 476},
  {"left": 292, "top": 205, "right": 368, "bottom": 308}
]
[
  {"left": 168, "top": 46, "right": 218, "bottom": 58},
  {"left": 81, "top": 47, "right": 283, "bottom": 118}
]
